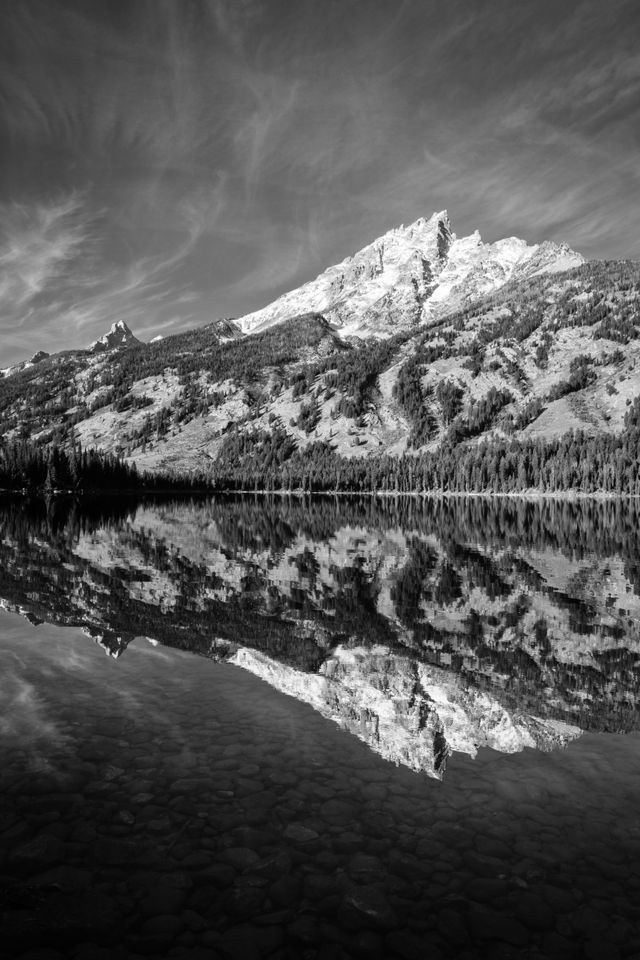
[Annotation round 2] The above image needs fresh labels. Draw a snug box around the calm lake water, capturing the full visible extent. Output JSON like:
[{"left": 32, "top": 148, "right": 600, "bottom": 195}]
[{"left": 1, "top": 495, "right": 640, "bottom": 959}]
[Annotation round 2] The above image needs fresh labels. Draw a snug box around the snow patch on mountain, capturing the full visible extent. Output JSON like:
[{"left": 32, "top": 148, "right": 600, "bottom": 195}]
[{"left": 425, "top": 234, "right": 584, "bottom": 318}]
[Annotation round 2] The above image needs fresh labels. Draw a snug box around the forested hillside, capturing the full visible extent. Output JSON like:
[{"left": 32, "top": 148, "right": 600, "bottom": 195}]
[{"left": 0, "top": 438, "right": 210, "bottom": 494}]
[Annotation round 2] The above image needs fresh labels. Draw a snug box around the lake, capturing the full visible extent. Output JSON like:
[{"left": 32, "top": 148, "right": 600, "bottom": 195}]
[{"left": 1, "top": 494, "right": 640, "bottom": 959}]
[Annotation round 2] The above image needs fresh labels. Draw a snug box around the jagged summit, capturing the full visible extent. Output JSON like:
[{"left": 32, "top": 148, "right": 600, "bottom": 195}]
[
  {"left": 400, "top": 209, "right": 453, "bottom": 245},
  {"left": 89, "top": 320, "right": 141, "bottom": 353},
  {"left": 237, "top": 211, "right": 455, "bottom": 338},
  {"left": 236, "top": 211, "right": 584, "bottom": 339}
]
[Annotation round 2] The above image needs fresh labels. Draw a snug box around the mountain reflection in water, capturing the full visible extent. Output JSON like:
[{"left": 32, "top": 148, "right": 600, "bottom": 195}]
[{"left": 1, "top": 494, "right": 640, "bottom": 778}]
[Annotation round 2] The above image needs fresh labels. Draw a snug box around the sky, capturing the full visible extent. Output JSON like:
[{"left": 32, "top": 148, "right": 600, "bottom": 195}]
[{"left": 1, "top": 0, "right": 639, "bottom": 366}]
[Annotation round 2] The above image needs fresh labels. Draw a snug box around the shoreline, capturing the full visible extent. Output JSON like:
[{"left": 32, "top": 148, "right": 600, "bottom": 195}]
[
  {"left": 207, "top": 488, "right": 640, "bottom": 501},
  {"left": 2, "top": 487, "right": 640, "bottom": 502}
]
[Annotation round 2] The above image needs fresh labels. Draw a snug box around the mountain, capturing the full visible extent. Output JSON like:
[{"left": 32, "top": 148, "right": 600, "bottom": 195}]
[
  {"left": 236, "top": 211, "right": 584, "bottom": 338},
  {"left": 88, "top": 320, "right": 141, "bottom": 352},
  {"left": 0, "top": 211, "right": 639, "bottom": 486}
]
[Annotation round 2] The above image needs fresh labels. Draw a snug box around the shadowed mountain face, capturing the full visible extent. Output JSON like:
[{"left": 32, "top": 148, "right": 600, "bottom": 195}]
[{"left": 2, "top": 495, "right": 640, "bottom": 778}]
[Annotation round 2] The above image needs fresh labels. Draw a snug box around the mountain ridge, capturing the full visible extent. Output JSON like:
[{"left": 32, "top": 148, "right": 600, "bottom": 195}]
[{"left": 0, "top": 210, "right": 639, "bottom": 487}]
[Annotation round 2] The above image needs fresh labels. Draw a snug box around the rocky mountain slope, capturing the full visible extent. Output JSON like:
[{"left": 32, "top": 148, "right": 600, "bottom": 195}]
[{"left": 0, "top": 212, "right": 639, "bottom": 479}]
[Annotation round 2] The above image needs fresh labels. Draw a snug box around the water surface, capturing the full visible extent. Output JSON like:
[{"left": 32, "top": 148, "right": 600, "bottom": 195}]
[{"left": 1, "top": 495, "right": 640, "bottom": 959}]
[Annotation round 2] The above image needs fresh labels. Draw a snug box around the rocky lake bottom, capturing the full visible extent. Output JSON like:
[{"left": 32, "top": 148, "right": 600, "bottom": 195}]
[{"left": 2, "top": 612, "right": 640, "bottom": 960}]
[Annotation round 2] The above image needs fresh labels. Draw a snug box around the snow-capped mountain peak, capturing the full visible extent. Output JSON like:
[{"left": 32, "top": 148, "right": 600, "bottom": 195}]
[
  {"left": 236, "top": 211, "right": 584, "bottom": 339},
  {"left": 236, "top": 211, "right": 454, "bottom": 338}
]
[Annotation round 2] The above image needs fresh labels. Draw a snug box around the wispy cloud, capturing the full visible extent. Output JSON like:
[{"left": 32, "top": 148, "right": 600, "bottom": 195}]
[
  {"left": 233, "top": 72, "right": 301, "bottom": 204},
  {"left": 205, "top": 0, "right": 263, "bottom": 52},
  {"left": 218, "top": 223, "right": 311, "bottom": 303},
  {"left": 0, "top": 174, "right": 230, "bottom": 357},
  {"left": 0, "top": 665, "right": 71, "bottom": 769},
  {"left": 0, "top": 0, "right": 638, "bottom": 364},
  {"left": 0, "top": 193, "right": 91, "bottom": 315}
]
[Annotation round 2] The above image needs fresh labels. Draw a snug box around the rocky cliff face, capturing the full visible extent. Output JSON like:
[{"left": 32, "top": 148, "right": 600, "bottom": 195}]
[
  {"left": 88, "top": 320, "right": 141, "bottom": 352},
  {"left": 236, "top": 211, "right": 584, "bottom": 338}
]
